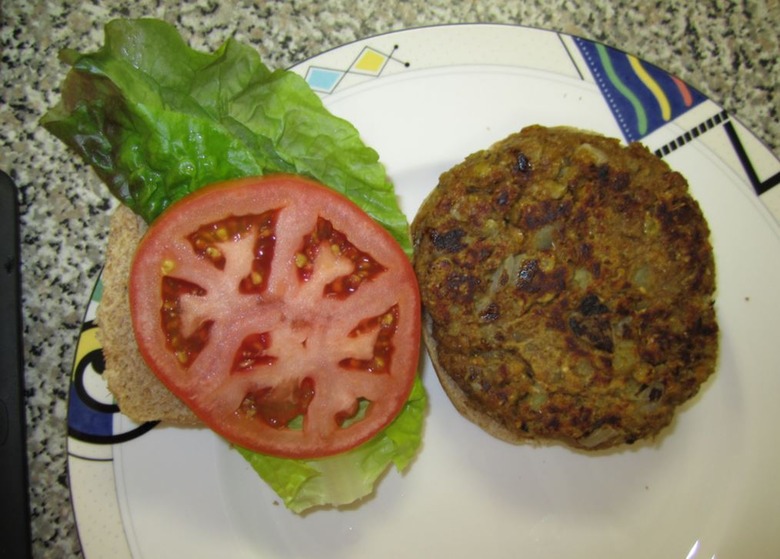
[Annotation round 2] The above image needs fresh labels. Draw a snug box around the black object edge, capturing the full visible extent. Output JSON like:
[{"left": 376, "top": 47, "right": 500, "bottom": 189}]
[{"left": 0, "top": 170, "right": 32, "bottom": 558}]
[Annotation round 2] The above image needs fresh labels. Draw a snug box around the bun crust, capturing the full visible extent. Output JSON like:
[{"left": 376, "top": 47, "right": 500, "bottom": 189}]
[{"left": 97, "top": 205, "right": 200, "bottom": 425}]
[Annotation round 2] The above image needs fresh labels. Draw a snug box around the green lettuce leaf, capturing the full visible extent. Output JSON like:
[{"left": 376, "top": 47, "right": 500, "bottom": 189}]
[
  {"left": 42, "top": 18, "right": 426, "bottom": 513},
  {"left": 236, "top": 376, "right": 426, "bottom": 513},
  {"left": 41, "top": 17, "right": 411, "bottom": 255}
]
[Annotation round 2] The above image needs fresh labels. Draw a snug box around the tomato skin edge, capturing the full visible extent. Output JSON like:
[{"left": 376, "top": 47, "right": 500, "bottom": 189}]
[{"left": 128, "top": 174, "right": 422, "bottom": 459}]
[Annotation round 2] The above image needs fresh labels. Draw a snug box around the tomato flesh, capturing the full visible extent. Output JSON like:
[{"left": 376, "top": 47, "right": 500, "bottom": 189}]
[
  {"left": 297, "top": 216, "right": 387, "bottom": 297},
  {"left": 129, "top": 175, "right": 421, "bottom": 458}
]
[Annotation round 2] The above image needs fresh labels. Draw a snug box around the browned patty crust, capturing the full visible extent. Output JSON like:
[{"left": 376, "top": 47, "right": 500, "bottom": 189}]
[{"left": 411, "top": 125, "right": 718, "bottom": 450}]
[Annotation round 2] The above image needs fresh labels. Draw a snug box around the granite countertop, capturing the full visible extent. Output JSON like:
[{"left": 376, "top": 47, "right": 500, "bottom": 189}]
[{"left": 1, "top": 0, "right": 778, "bottom": 557}]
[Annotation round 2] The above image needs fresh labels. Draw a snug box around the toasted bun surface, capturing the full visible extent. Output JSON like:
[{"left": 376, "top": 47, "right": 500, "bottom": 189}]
[
  {"left": 412, "top": 125, "right": 719, "bottom": 450},
  {"left": 97, "top": 205, "right": 200, "bottom": 425}
]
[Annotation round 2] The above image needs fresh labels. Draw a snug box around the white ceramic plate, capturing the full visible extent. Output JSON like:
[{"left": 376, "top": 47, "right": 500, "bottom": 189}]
[{"left": 68, "top": 24, "right": 780, "bottom": 559}]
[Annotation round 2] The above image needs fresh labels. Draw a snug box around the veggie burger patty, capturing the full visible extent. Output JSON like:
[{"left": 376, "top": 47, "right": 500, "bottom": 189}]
[{"left": 411, "top": 125, "right": 719, "bottom": 450}]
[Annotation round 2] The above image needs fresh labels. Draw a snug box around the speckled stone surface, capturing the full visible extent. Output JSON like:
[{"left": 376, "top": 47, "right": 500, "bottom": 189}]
[{"left": 0, "top": 0, "right": 777, "bottom": 556}]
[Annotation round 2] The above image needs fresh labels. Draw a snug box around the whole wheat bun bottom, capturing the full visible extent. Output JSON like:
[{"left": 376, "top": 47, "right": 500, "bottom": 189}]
[
  {"left": 97, "top": 205, "right": 199, "bottom": 425},
  {"left": 97, "top": 204, "right": 514, "bottom": 434}
]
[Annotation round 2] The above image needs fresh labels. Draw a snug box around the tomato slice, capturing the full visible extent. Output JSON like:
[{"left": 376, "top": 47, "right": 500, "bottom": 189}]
[{"left": 129, "top": 175, "right": 421, "bottom": 458}]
